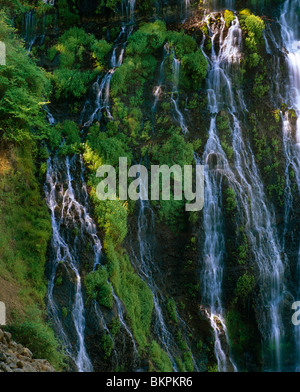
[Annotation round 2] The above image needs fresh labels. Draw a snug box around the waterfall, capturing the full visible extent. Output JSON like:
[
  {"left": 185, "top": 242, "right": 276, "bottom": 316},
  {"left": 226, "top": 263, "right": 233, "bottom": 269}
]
[
  {"left": 278, "top": 0, "right": 300, "bottom": 371},
  {"left": 170, "top": 52, "right": 188, "bottom": 134},
  {"left": 152, "top": 43, "right": 170, "bottom": 115},
  {"left": 23, "top": 11, "right": 37, "bottom": 51},
  {"left": 44, "top": 156, "right": 93, "bottom": 372},
  {"left": 81, "top": 3, "right": 134, "bottom": 127},
  {"left": 121, "top": 0, "right": 136, "bottom": 23},
  {"left": 128, "top": 177, "right": 179, "bottom": 371},
  {"left": 201, "top": 13, "right": 287, "bottom": 371},
  {"left": 180, "top": 0, "right": 190, "bottom": 21},
  {"left": 81, "top": 72, "right": 114, "bottom": 127},
  {"left": 45, "top": 153, "right": 139, "bottom": 371},
  {"left": 43, "top": 104, "right": 57, "bottom": 126}
]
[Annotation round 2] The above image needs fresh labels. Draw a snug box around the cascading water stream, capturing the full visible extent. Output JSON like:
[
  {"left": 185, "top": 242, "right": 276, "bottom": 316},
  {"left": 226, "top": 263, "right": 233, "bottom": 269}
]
[
  {"left": 277, "top": 0, "right": 300, "bottom": 371},
  {"left": 128, "top": 177, "right": 179, "bottom": 371},
  {"left": 171, "top": 51, "right": 188, "bottom": 134},
  {"left": 81, "top": 1, "right": 136, "bottom": 127},
  {"left": 23, "top": 11, "right": 37, "bottom": 52},
  {"left": 127, "top": 171, "right": 201, "bottom": 371},
  {"left": 201, "top": 13, "right": 287, "bottom": 371},
  {"left": 152, "top": 43, "right": 170, "bottom": 115},
  {"left": 180, "top": 0, "right": 190, "bottom": 21},
  {"left": 45, "top": 152, "right": 139, "bottom": 371},
  {"left": 44, "top": 155, "right": 94, "bottom": 372}
]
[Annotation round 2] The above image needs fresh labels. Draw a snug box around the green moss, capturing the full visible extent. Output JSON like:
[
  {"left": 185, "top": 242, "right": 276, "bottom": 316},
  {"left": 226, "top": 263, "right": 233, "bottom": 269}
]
[
  {"left": 226, "top": 308, "right": 260, "bottom": 368},
  {"left": 225, "top": 187, "right": 237, "bottom": 214},
  {"left": 235, "top": 272, "right": 255, "bottom": 304},
  {"left": 149, "top": 341, "right": 173, "bottom": 372},
  {"left": 183, "top": 350, "right": 194, "bottom": 372},
  {"left": 101, "top": 332, "right": 114, "bottom": 359},
  {"left": 166, "top": 298, "right": 178, "bottom": 324}
]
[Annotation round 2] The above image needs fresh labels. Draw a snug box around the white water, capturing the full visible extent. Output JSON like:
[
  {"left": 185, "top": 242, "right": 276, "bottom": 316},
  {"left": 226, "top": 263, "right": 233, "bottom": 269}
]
[
  {"left": 201, "top": 13, "right": 287, "bottom": 371},
  {"left": 171, "top": 52, "right": 189, "bottom": 134},
  {"left": 23, "top": 12, "right": 37, "bottom": 51},
  {"left": 278, "top": 0, "right": 300, "bottom": 371},
  {"left": 152, "top": 43, "right": 170, "bottom": 114},
  {"left": 128, "top": 177, "right": 179, "bottom": 371},
  {"left": 45, "top": 153, "right": 139, "bottom": 371},
  {"left": 81, "top": 1, "right": 136, "bottom": 127},
  {"left": 44, "top": 156, "right": 93, "bottom": 372},
  {"left": 180, "top": 0, "right": 190, "bottom": 21}
]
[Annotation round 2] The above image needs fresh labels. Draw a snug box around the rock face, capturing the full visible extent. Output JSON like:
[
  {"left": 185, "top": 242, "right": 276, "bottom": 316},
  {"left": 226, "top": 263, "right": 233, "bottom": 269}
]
[{"left": 0, "top": 329, "right": 55, "bottom": 372}]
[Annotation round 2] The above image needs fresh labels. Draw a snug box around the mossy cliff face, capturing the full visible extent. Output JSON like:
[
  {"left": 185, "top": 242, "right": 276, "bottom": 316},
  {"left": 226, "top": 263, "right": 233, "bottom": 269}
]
[{"left": 0, "top": 0, "right": 299, "bottom": 372}]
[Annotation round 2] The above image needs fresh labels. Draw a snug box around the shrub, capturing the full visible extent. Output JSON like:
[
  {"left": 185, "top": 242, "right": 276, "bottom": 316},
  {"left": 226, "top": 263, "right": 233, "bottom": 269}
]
[
  {"left": 167, "top": 31, "right": 196, "bottom": 58},
  {"left": 239, "top": 10, "right": 265, "bottom": 68},
  {"left": 127, "top": 20, "right": 167, "bottom": 56},
  {"left": 224, "top": 10, "right": 235, "bottom": 28},
  {"left": 182, "top": 49, "right": 208, "bottom": 89},
  {"left": 85, "top": 267, "right": 113, "bottom": 309}
]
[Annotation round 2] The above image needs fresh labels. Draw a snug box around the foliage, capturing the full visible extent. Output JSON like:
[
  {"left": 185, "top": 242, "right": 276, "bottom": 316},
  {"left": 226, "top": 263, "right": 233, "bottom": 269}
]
[
  {"left": 167, "top": 31, "right": 196, "bottom": 58},
  {"left": 100, "top": 332, "right": 114, "bottom": 359},
  {"left": 224, "top": 10, "right": 235, "bottom": 28},
  {"left": 48, "top": 27, "right": 111, "bottom": 99},
  {"left": 235, "top": 272, "right": 255, "bottom": 304},
  {"left": 83, "top": 143, "right": 154, "bottom": 350},
  {"left": 166, "top": 298, "right": 178, "bottom": 323},
  {"left": 181, "top": 49, "right": 208, "bottom": 89},
  {"left": 149, "top": 341, "right": 173, "bottom": 372},
  {"left": 6, "top": 308, "right": 65, "bottom": 370},
  {"left": 239, "top": 9, "right": 265, "bottom": 68},
  {"left": 226, "top": 309, "right": 260, "bottom": 367},
  {"left": 57, "top": 0, "right": 80, "bottom": 27},
  {"left": 0, "top": 146, "right": 51, "bottom": 300},
  {"left": 225, "top": 187, "right": 237, "bottom": 214},
  {"left": 127, "top": 20, "right": 167, "bottom": 56},
  {"left": 0, "top": 12, "right": 51, "bottom": 142},
  {"left": 85, "top": 267, "right": 113, "bottom": 309},
  {"left": 150, "top": 133, "right": 194, "bottom": 231}
]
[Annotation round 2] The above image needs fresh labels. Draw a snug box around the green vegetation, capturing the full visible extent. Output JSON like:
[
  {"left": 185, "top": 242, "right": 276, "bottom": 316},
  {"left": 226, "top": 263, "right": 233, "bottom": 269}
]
[
  {"left": 224, "top": 10, "right": 235, "bottom": 28},
  {"left": 166, "top": 298, "right": 178, "bottom": 324},
  {"left": 100, "top": 332, "right": 114, "bottom": 359},
  {"left": 149, "top": 341, "right": 173, "bottom": 372},
  {"left": 225, "top": 187, "right": 237, "bottom": 214},
  {"left": 85, "top": 267, "right": 113, "bottom": 309},
  {"left": 83, "top": 145, "right": 154, "bottom": 350},
  {"left": 226, "top": 308, "right": 260, "bottom": 368},
  {"left": 0, "top": 11, "right": 66, "bottom": 369},
  {"left": 235, "top": 272, "right": 255, "bottom": 305},
  {"left": 0, "top": 0, "right": 293, "bottom": 374},
  {"left": 0, "top": 13, "right": 51, "bottom": 142},
  {"left": 48, "top": 27, "right": 112, "bottom": 99},
  {"left": 6, "top": 308, "right": 65, "bottom": 370},
  {"left": 239, "top": 9, "right": 265, "bottom": 68}
]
